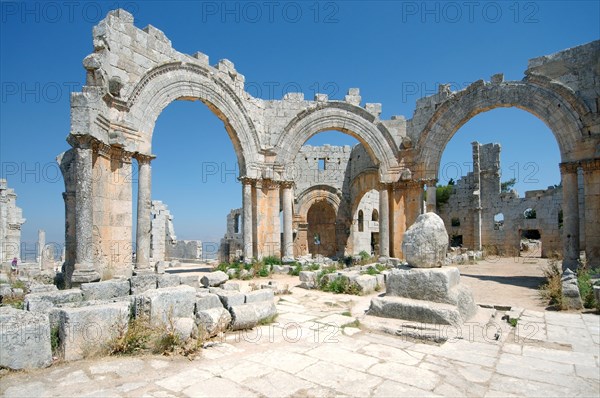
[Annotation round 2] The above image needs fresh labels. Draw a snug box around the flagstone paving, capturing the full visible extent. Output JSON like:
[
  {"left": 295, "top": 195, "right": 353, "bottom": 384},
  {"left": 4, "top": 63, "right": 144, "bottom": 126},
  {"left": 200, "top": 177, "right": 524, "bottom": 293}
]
[{"left": 1, "top": 288, "right": 598, "bottom": 397}]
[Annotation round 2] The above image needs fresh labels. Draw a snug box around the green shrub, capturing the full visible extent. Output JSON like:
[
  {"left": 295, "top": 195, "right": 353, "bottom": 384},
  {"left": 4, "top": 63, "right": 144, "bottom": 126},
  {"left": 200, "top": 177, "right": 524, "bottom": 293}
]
[
  {"left": 577, "top": 265, "right": 600, "bottom": 309},
  {"left": 216, "top": 263, "right": 229, "bottom": 272},
  {"left": 359, "top": 251, "right": 370, "bottom": 261},
  {"left": 290, "top": 263, "right": 303, "bottom": 276},
  {"left": 258, "top": 264, "right": 270, "bottom": 277},
  {"left": 322, "top": 276, "right": 361, "bottom": 295},
  {"left": 262, "top": 256, "right": 281, "bottom": 266}
]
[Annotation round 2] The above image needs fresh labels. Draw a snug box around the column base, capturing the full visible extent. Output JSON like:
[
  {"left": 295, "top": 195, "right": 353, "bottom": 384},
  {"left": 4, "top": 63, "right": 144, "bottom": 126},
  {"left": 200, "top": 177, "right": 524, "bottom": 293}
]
[{"left": 71, "top": 267, "right": 101, "bottom": 286}]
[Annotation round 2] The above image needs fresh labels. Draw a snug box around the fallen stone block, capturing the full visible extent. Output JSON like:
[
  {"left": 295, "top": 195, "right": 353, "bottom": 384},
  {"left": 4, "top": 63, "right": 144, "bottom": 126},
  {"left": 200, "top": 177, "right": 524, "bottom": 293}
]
[
  {"left": 215, "top": 290, "right": 245, "bottom": 309},
  {"left": 353, "top": 275, "right": 378, "bottom": 294},
  {"left": 195, "top": 293, "right": 223, "bottom": 311},
  {"left": 222, "top": 282, "right": 240, "bottom": 291},
  {"left": 273, "top": 265, "right": 292, "bottom": 274},
  {"left": 58, "top": 301, "right": 130, "bottom": 361},
  {"left": 200, "top": 271, "right": 229, "bottom": 288},
  {"left": 245, "top": 289, "right": 274, "bottom": 304},
  {"left": 25, "top": 289, "right": 83, "bottom": 313},
  {"left": 561, "top": 268, "right": 583, "bottom": 310},
  {"left": 157, "top": 273, "right": 181, "bottom": 288},
  {"left": 229, "top": 301, "right": 277, "bottom": 330},
  {"left": 28, "top": 284, "right": 58, "bottom": 294},
  {"left": 299, "top": 271, "right": 317, "bottom": 289},
  {"left": 0, "top": 307, "right": 52, "bottom": 370},
  {"left": 172, "top": 317, "right": 195, "bottom": 342},
  {"left": 179, "top": 274, "right": 200, "bottom": 288},
  {"left": 130, "top": 274, "right": 157, "bottom": 295},
  {"left": 81, "top": 279, "right": 130, "bottom": 301},
  {"left": 139, "top": 285, "right": 196, "bottom": 326},
  {"left": 195, "top": 307, "right": 232, "bottom": 337},
  {"left": 369, "top": 296, "right": 463, "bottom": 326}
]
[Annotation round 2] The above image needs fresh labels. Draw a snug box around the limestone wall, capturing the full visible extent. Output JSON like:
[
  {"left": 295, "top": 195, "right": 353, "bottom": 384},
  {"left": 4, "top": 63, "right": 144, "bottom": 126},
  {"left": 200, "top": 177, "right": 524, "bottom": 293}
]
[
  {"left": 438, "top": 143, "right": 563, "bottom": 257},
  {"left": 149, "top": 200, "right": 202, "bottom": 262}
]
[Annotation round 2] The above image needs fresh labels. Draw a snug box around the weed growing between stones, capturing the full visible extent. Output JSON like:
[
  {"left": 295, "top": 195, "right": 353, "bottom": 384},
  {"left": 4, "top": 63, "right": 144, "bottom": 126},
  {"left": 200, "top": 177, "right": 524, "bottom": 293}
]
[{"left": 539, "top": 259, "right": 564, "bottom": 309}]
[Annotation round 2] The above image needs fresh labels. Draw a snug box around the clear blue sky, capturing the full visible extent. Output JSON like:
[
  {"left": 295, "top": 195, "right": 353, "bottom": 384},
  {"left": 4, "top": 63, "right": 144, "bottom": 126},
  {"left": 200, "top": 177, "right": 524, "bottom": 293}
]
[{"left": 1, "top": 1, "right": 598, "bottom": 255}]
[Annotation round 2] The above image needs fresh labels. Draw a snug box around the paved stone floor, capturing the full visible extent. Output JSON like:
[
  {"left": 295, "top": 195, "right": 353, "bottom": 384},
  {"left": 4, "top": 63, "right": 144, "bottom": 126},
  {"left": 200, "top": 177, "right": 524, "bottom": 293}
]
[{"left": 1, "top": 282, "right": 599, "bottom": 397}]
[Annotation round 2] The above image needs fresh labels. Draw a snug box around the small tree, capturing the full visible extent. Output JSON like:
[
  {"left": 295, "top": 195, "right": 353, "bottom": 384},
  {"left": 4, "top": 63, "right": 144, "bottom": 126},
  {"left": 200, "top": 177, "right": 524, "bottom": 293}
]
[{"left": 501, "top": 178, "right": 516, "bottom": 192}]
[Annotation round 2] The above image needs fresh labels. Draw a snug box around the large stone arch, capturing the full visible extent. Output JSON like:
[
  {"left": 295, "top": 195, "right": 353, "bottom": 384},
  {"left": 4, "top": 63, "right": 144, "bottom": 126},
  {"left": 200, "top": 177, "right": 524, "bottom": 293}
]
[
  {"left": 276, "top": 103, "right": 400, "bottom": 182},
  {"left": 125, "top": 62, "right": 262, "bottom": 177},
  {"left": 415, "top": 80, "right": 588, "bottom": 180}
]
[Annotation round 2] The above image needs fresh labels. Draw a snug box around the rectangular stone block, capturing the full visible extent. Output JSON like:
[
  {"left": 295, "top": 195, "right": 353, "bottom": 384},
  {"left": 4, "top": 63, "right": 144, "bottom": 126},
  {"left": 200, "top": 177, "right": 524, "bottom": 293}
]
[
  {"left": 81, "top": 279, "right": 130, "bottom": 300},
  {"left": 58, "top": 301, "right": 130, "bottom": 361},
  {"left": 25, "top": 289, "right": 83, "bottom": 313},
  {"left": 369, "top": 296, "right": 462, "bottom": 326},
  {"left": 245, "top": 289, "right": 274, "bottom": 304},
  {"left": 385, "top": 267, "right": 460, "bottom": 301},
  {"left": 140, "top": 285, "right": 196, "bottom": 325},
  {"left": 130, "top": 274, "right": 157, "bottom": 295},
  {"left": 195, "top": 293, "right": 223, "bottom": 311},
  {"left": 229, "top": 301, "right": 277, "bottom": 331},
  {"left": 0, "top": 307, "right": 52, "bottom": 370},
  {"left": 157, "top": 273, "right": 181, "bottom": 288},
  {"left": 214, "top": 290, "right": 245, "bottom": 309}
]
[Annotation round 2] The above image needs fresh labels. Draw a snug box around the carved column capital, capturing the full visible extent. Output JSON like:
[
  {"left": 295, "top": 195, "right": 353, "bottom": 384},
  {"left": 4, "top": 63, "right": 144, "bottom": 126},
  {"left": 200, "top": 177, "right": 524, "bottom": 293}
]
[
  {"left": 67, "top": 133, "right": 97, "bottom": 150},
  {"left": 391, "top": 179, "right": 423, "bottom": 190},
  {"left": 238, "top": 176, "right": 257, "bottom": 186},
  {"left": 581, "top": 158, "right": 600, "bottom": 172},
  {"left": 134, "top": 153, "right": 156, "bottom": 165},
  {"left": 93, "top": 141, "right": 112, "bottom": 159},
  {"left": 280, "top": 181, "right": 295, "bottom": 189},
  {"left": 559, "top": 161, "right": 579, "bottom": 174}
]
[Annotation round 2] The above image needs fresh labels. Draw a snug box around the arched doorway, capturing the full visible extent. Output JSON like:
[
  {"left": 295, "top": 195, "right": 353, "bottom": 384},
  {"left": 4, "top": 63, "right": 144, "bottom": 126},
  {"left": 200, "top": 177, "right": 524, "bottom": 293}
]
[{"left": 307, "top": 201, "right": 337, "bottom": 258}]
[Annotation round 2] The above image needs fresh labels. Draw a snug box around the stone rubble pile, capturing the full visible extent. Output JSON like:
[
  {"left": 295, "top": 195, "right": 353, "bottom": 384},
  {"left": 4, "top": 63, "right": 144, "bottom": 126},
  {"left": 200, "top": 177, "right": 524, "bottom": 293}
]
[{"left": 0, "top": 270, "right": 276, "bottom": 370}]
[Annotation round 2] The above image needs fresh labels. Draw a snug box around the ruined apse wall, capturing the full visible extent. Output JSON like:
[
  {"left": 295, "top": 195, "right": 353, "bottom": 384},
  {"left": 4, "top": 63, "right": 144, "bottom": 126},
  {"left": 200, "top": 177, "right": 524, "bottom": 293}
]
[
  {"left": 219, "top": 208, "right": 243, "bottom": 263},
  {"left": 150, "top": 201, "right": 202, "bottom": 262},
  {"left": 438, "top": 143, "right": 562, "bottom": 257},
  {"left": 0, "top": 179, "right": 26, "bottom": 263}
]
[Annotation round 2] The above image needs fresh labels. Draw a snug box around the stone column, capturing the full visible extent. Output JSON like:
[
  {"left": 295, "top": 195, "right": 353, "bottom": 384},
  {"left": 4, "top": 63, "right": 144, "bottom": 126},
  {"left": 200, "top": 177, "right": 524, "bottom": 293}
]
[
  {"left": 71, "top": 136, "right": 100, "bottom": 284},
  {"left": 426, "top": 180, "right": 437, "bottom": 213},
  {"left": 560, "top": 162, "right": 580, "bottom": 270},
  {"left": 241, "top": 178, "right": 254, "bottom": 262},
  {"left": 582, "top": 159, "right": 600, "bottom": 268},
  {"left": 37, "top": 229, "right": 45, "bottom": 269},
  {"left": 281, "top": 182, "right": 294, "bottom": 260},
  {"left": 135, "top": 154, "right": 154, "bottom": 273},
  {"left": 379, "top": 184, "right": 390, "bottom": 258}
]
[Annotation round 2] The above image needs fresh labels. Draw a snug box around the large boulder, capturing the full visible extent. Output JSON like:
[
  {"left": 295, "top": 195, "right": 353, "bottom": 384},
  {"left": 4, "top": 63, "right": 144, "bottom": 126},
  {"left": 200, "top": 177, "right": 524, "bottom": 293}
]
[
  {"left": 402, "top": 212, "right": 448, "bottom": 268},
  {"left": 229, "top": 301, "right": 277, "bottom": 331},
  {"left": 561, "top": 268, "right": 583, "bottom": 310},
  {"left": 0, "top": 307, "right": 52, "bottom": 369}
]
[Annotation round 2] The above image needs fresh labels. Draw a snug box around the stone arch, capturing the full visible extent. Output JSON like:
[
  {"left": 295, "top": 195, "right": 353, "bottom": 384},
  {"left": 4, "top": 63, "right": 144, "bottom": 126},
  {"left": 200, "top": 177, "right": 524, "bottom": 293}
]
[
  {"left": 349, "top": 170, "right": 380, "bottom": 220},
  {"left": 125, "top": 62, "right": 262, "bottom": 176},
  {"left": 276, "top": 103, "right": 400, "bottom": 182},
  {"left": 296, "top": 185, "right": 342, "bottom": 220},
  {"left": 415, "top": 81, "right": 588, "bottom": 180}
]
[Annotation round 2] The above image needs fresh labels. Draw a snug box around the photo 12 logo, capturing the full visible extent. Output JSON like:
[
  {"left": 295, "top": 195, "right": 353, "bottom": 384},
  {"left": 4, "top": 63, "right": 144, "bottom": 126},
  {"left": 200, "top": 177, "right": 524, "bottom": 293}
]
[
  {"left": 1, "top": 1, "right": 140, "bottom": 24},
  {"left": 200, "top": 1, "right": 340, "bottom": 24},
  {"left": 400, "top": 1, "right": 540, "bottom": 24}
]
